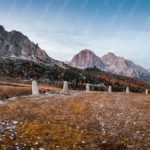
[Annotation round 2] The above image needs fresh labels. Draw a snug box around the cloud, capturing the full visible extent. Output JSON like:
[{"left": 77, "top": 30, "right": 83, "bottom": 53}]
[
  {"left": 25, "top": 26, "right": 150, "bottom": 69},
  {"left": 0, "top": 7, "right": 150, "bottom": 68}
]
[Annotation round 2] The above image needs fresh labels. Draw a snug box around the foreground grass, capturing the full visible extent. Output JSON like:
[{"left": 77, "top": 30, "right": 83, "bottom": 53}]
[
  {"left": 0, "top": 92, "right": 150, "bottom": 150},
  {"left": 0, "top": 80, "right": 60, "bottom": 99}
]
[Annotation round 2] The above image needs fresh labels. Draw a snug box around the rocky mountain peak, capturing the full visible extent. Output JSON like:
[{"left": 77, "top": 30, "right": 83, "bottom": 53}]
[
  {"left": 69, "top": 50, "right": 150, "bottom": 82},
  {"left": 103, "top": 52, "right": 116, "bottom": 58},
  {"left": 70, "top": 49, "right": 104, "bottom": 69},
  {"left": 107, "top": 52, "right": 116, "bottom": 56},
  {"left": 0, "top": 26, "right": 6, "bottom": 36},
  {"left": 0, "top": 25, "right": 5, "bottom": 32},
  {"left": 0, "top": 25, "right": 49, "bottom": 61},
  {"left": 77, "top": 49, "right": 97, "bottom": 57},
  {"left": 102, "top": 53, "right": 149, "bottom": 78},
  {"left": 11, "top": 30, "right": 27, "bottom": 39},
  {"left": 80, "top": 49, "right": 94, "bottom": 53},
  {"left": 102, "top": 52, "right": 117, "bottom": 64},
  {"left": 0, "top": 25, "right": 66, "bottom": 68}
]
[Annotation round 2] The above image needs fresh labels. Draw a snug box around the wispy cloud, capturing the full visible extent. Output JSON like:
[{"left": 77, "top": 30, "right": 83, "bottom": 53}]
[{"left": 0, "top": 0, "right": 150, "bottom": 68}]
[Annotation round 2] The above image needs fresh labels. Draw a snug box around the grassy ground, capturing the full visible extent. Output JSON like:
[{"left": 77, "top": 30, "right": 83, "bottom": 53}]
[
  {"left": 0, "top": 92, "right": 150, "bottom": 150},
  {"left": 0, "top": 77, "right": 61, "bottom": 99}
]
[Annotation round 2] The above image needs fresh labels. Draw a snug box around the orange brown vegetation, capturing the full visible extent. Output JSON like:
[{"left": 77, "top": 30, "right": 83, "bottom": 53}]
[
  {"left": 0, "top": 78, "right": 61, "bottom": 99},
  {"left": 0, "top": 92, "right": 150, "bottom": 149}
]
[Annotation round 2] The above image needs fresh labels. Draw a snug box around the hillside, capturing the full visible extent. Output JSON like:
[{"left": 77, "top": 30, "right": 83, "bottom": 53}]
[
  {"left": 0, "top": 92, "right": 150, "bottom": 149},
  {"left": 0, "top": 25, "right": 150, "bottom": 95},
  {"left": 0, "top": 58, "right": 150, "bottom": 98},
  {"left": 0, "top": 76, "right": 61, "bottom": 100}
]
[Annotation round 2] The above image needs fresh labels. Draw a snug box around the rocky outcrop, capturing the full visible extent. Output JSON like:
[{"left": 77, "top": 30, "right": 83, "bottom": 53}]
[
  {"left": 0, "top": 25, "right": 66, "bottom": 68},
  {"left": 69, "top": 50, "right": 150, "bottom": 82},
  {"left": 102, "top": 52, "right": 150, "bottom": 78},
  {"left": 70, "top": 49, "right": 104, "bottom": 69}
]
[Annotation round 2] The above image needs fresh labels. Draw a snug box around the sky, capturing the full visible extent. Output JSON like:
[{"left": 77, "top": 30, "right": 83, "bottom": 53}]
[{"left": 0, "top": 0, "right": 150, "bottom": 68}]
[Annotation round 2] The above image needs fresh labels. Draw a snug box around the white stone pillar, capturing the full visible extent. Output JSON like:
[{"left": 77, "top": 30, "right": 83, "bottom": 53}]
[
  {"left": 145, "top": 89, "right": 149, "bottom": 95},
  {"left": 126, "top": 87, "right": 130, "bottom": 93},
  {"left": 108, "top": 86, "right": 112, "bottom": 93},
  {"left": 86, "top": 84, "right": 90, "bottom": 92},
  {"left": 63, "top": 81, "right": 68, "bottom": 94},
  {"left": 32, "top": 80, "right": 39, "bottom": 96}
]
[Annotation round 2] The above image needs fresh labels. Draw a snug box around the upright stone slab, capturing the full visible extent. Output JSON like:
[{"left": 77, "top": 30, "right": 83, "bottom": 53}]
[
  {"left": 108, "top": 86, "right": 112, "bottom": 93},
  {"left": 126, "top": 87, "right": 130, "bottom": 93},
  {"left": 92, "top": 86, "right": 94, "bottom": 91},
  {"left": 145, "top": 89, "right": 149, "bottom": 95},
  {"left": 32, "top": 80, "right": 39, "bottom": 96},
  {"left": 86, "top": 84, "right": 90, "bottom": 92},
  {"left": 63, "top": 81, "right": 68, "bottom": 94}
]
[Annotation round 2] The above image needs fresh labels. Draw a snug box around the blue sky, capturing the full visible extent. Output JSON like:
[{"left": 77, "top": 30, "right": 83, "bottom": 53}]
[{"left": 0, "top": 0, "right": 150, "bottom": 68}]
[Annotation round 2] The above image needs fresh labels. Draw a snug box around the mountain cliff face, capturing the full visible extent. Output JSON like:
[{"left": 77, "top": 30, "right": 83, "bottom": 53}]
[
  {"left": 70, "top": 50, "right": 150, "bottom": 82},
  {"left": 0, "top": 25, "right": 65, "bottom": 68},
  {"left": 70, "top": 49, "right": 104, "bottom": 69},
  {"left": 101, "top": 52, "right": 149, "bottom": 78}
]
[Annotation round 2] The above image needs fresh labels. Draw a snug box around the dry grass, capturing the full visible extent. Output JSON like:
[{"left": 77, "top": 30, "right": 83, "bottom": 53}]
[
  {"left": 0, "top": 80, "right": 61, "bottom": 99},
  {"left": 0, "top": 92, "right": 150, "bottom": 150}
]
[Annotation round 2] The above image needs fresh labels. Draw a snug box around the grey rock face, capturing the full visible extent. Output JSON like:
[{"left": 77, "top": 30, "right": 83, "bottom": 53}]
[
  {"left": 0, "top": 25, "right": 47, "bottom": 60},
  {"left": 70, "top": 49, "right": 104, "bottom": 70},
  {"left": 102, "top": 53, "right": 150, "bottom": 80},
  {"left": 0, "top": 25, "right": 66, "bottom": 68},
  {"left": 69, "top": 50, "right": 150, "bottom": 82}
]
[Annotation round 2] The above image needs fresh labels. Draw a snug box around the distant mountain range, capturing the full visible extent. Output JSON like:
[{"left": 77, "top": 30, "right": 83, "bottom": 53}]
[
  {"left": 69, "top": 49, "right": 150, "bottom": 82},
  {"left": 0, "top": 25, "right": 150, "bottom": 83}
]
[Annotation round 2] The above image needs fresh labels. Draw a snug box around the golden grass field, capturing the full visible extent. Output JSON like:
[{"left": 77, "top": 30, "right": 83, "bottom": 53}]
[
  {"left": 0, "top": 91, "right": 150, "bottom": 150},
  {"left": 0, "top": 77, "right": 61, "bottom": 99}
]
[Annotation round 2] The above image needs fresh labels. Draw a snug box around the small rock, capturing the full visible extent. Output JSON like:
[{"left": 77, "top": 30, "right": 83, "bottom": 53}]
[
  {"left": 13, "top": 121, "right": 18, "bottom": 125},
  {"left": 102, "top": 141, "right": 106, "bottom": 143},
  {"left": 39, "top": 148, "right": 45, "bottom": 150},
  {"left": 35, "top": 141, "right": 38, "bottom": 145}
]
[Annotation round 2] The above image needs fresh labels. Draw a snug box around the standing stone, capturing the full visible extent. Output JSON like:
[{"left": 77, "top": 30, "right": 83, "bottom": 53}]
[
  {"left": 86, "top": 84, "right": 90, "bottom": 92},
  {"left": 32, "top": 80, "right": 39, "bottom": 96},
  {"left": 63, "top": 81, "right": 68, "bottom": 94},
  {"left": 145, "top": 89, "right": 149, "bottom": 95},
  {"left": 126, "top": 87, "right": 130, "bottom": 93},
  {"left": 108, "top": 86, "right": 112, "bottom": 93},
  {"left": 92, "top": 86, "right": 94, "bottom": 91}
]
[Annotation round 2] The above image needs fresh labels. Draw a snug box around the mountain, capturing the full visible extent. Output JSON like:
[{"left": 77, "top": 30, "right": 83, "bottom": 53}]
[
  {"left": 0, "top": 26, "right": 149, "bottom": 93},
  {"left": 0, "top": 25, "right": 65, "bottom": 68},
  {"left": 0, "top": 56, "right": 150, "bottom": 94},
  {"left": 0, "top": 25, "right": 150, "bottom": 90},
  {"left": 101, "top": 52, "right": 149, "bottom": 78},
  {"left": 70, "top": 49, "right": 104, "bottom": 69},
  {"left": 69, "top": 50, "right": 150, "bottom": 82}
]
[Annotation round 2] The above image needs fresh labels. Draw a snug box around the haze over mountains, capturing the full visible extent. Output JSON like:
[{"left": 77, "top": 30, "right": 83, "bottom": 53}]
[
  {"left": 70, "top": 49, "right": 150, "bottom": 82},
  {"left": 0, "top": 25, "right": 150, "bottom": 82}
]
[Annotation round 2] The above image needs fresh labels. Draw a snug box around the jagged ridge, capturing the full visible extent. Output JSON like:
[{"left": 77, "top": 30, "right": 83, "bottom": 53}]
[
  {"left": 0, "top": 25, "right": 66, "bottom": 68},
  {"left": 70, "top": 49, "right": 150, "bottom": 82}
]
